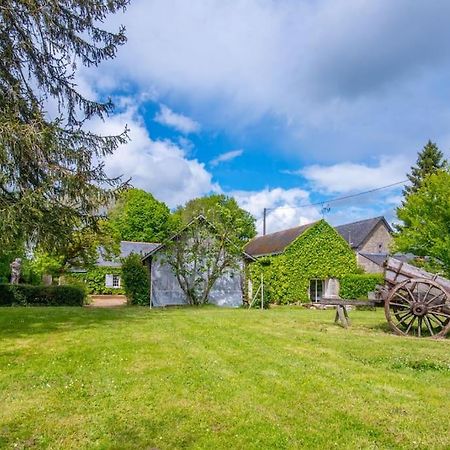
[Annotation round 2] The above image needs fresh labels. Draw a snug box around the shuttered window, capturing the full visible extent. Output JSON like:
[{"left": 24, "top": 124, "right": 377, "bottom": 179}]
[{"left": 105, "top": 274, "right": 113, "bottom": 288}]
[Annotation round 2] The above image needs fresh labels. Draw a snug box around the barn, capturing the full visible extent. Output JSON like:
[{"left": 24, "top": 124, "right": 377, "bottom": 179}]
[{"left": 142, "top": 216, "right": 254, "bottom": 307}]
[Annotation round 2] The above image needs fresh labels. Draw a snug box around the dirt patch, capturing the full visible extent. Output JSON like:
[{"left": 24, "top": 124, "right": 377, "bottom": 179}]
[{"left": 87, "top": 295, "right": 127, "bottom": 308}]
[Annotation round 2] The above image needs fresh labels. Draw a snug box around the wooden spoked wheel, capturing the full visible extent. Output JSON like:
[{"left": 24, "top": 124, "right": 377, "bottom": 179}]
[{"left": 385, "top": 278, "right": 450, "bottom": 338}]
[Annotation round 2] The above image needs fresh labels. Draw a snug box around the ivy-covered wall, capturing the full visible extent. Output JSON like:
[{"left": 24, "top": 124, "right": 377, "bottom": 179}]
[
  {"left": 69, "top": 266, "right": 125, "bottom": 295},
  {"left": 249, "top": 220, "right": 358, "bottom": 303}
]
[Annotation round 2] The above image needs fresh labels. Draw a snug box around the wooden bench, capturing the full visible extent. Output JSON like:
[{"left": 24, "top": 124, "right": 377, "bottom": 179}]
[{"left": 319, "top": 299, "right": 376, "bottom": 328}]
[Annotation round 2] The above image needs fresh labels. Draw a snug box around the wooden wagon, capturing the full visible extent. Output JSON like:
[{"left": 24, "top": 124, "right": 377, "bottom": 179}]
[
  {"left": 379, "top": 257, "right": 450, "bottom": 338},
  {"left": 320, "top": 257, "right": 450, "bottom": 338}
]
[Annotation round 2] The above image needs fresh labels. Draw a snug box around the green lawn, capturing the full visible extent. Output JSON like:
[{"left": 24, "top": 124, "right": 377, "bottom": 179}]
[{"left": 0, "top": 307, "right": 449, "bottom": 449}]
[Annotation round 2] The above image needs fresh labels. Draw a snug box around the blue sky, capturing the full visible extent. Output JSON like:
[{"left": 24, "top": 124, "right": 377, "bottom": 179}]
[{"left": 83, "top": 0, "right": 450, "bottom": 234}]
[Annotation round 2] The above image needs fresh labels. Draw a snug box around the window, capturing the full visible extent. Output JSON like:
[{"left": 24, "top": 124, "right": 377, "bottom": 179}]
[
  {"left": 105, "top": 274, "right": 121, "bottom": 288},
  {"left": 309, "top": 279, "right": 324, "bottom": 302},
  {"left": 378, "top": 243, "right": 383, "bottom": 253},
  {"left": 112, "top": 274, "right": 121, "bottom": 288}
]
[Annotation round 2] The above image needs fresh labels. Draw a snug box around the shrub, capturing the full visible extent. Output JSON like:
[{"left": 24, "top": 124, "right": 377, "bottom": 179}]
[
  {"left": 121, "top": 254, "right": 149, "bottom": 305},
  {"left": 0, "top": 284, "right": 86, "bottom": 306},
  {"left": 340, "top": 274, "right": 383, "bottom": 300}
]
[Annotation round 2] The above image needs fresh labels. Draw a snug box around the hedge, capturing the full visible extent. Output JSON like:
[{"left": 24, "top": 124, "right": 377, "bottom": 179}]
[
  {"left": 339, "top": 274, "right": 384, "bottom": 300},
  {"left": 121, "top": 254, "right": 150, "bottom": 305},
  {"left": 249, "top": 220, "right": 358, "bottom": 304},
  {"left": 0, "top": 284, "right": 86, "bottom": 306}
]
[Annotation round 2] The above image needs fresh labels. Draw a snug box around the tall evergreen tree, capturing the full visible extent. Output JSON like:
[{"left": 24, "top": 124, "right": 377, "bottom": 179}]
[
  {"left": 0, "top": 1, "right": 130, "bottom": 252},
  {"left": 403, "top": 140, "right": 447, "bottom": 197}
]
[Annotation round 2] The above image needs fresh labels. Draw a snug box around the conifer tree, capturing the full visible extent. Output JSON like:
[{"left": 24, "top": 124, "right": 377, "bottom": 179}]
[
  {"left": 403, "top": 140, "right": 447, "bottom": 197},
  {"left": 0, "top": 1, "right": 130, "bottom": 251}
]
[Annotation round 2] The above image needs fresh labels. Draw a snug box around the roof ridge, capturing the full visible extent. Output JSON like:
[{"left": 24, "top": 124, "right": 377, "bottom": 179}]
[
  {"left": 251, "top": 220, "right": 318, "bottom": 240},
  {"left": 335, "top": 216, "right": 383, "bottom": 228}
]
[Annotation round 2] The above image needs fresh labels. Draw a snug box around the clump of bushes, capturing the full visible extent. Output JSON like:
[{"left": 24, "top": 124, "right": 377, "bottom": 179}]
[
  {"left": 340, "top": 274, "right": 383, "bottom": 300},
  {"left": 0, "top": 284, "right": 86, "bottom": 306},
  {"left": 121, "top": 254, "right": 149, "bottom": 305}
]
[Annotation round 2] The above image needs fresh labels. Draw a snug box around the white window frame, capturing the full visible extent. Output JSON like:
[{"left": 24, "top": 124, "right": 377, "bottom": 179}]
[
  {"left": 112, "top": 274, "right": 121, "bottom": 288},
  {"left": 309, "top": 279, "right": 324, "bottom": 303}
]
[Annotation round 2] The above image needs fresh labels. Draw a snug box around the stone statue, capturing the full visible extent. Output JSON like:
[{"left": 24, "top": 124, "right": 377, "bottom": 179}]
[{"left": 10, "top": 258, "right": 22, "bottom": 284}]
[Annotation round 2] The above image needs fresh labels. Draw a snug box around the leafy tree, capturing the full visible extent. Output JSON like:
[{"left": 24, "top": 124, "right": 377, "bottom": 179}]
[
  {"left": 108, "top": 189, "right": 175, "bottom": 243},
  {"left": 121, "top": 253, "right": 149, "bottom": 305},
  {"left": 162, "top": 216, "right": 243, "bottom": 305},
  {"left": 0, "top": 0, "right": 129, "bottom": 251},
  {"left": 403, "top": 141, "right": 447, "bottom": 197},
  {"left": 394, "top": 168, "right": 450, "bottom": 277},
  {"left": 159, "top": 195, "right": 255, "bottom": 305},
  {"left": 30, "top": 219, "right": 120, "bottom": 277},
  {"left": 174, "top": 194, "right": 256, "bottom": 246}
]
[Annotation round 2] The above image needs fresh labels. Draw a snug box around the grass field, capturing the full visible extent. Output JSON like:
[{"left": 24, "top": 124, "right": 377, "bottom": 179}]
[{"left": 0, "top": 306, "right": 449, "bottom": 449}]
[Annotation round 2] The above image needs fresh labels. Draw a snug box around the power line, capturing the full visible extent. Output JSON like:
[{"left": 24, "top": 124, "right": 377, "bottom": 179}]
[
  {"left": 261, "top": 179, "right": 408, "bottom": 235},
  {"left": 265, "top": 179, "right": 408, "bottom": 212}
]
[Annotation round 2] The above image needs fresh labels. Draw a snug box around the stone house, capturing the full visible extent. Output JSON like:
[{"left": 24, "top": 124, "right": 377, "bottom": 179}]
[{"left": 335, "top": 216, "right": 393, "bottom": 273}]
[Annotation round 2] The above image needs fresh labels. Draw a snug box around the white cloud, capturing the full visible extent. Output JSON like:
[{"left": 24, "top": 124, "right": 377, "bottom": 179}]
[
  {"left": 299, "top": 156, "right": 411, "bottom": 194},
  {"left": 96, "top": 0, "right": 450, "bottom": 162},
  {"left": 232, "top": 187, "right": 321, "bottom": 235},
  {"left": 154, "top": 104, "right": 200, "bottom": 134},
  {"left": 88, "top": 104, "right": 217, "bottom": 207},
  {"left": 210, "top": 149, "right": 243, "bottom": 167},
  {"left": 85, "top": 97, "right": 401, "bottom": 227}
]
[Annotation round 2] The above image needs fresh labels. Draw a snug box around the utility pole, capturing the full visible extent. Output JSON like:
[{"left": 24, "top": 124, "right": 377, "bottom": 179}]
[{"left": 263, "top": 208, "right": 267, "bottom": 235}]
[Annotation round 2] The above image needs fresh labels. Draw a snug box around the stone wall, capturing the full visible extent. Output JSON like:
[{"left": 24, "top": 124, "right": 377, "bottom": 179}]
[
  {"left": 356, "top": 221, "right": 393, "bottom": 273},
  {"left": 359, "top": 222, "right": 392, "bottom": 254},
  {"left": 357, "top": 253, "right": 384, "bottom": 273}
]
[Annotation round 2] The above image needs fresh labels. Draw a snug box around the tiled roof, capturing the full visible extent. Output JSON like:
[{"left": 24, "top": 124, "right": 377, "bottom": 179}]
[
  {"left": 335, "top": 216, "right": 391, "bottom": 250},
  {"left": 244, "top": 222, "right": 317, "bottom": 257},
  {"left": 97, "top": 241, "right": 160, "bottom": 267},
  {"left": 244, "top": 216, "right": 392, "bottom": 258}
]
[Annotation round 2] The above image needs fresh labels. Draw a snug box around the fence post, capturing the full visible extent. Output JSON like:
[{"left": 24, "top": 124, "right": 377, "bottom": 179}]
[
  {"left": 149, "top": 261, "right": 153, "bottom": 309},
  {"left": 261, "top": 273, "right": 264, "bottom": 309}
]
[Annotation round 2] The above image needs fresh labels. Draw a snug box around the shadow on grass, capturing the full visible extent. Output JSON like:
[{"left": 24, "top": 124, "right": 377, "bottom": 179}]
[
  {"left": 0, "top": 304, "right": 227, "bottom": 339},
  {"left": 367, "top": 321, "right": 392, "bottom": 334},
  {"left": 0, "top": 306, "right": 150, "bottom": 339}
]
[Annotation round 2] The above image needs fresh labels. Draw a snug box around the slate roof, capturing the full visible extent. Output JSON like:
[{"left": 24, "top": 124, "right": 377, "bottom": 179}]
[
  {"left": 244, "top": 222, "right": 317, "bottom": 257},
  {"left": 335, "top": 216, "right": 392, "bottom": 250},
  {"left": 359, "top": 253, "right": 389, "bottom": 267},
  {"left": 97, "top": 241, "right": 160, "bottom": 267},
  {"left": 359, "top": 252, "right": 419, "bottom": 268}
]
